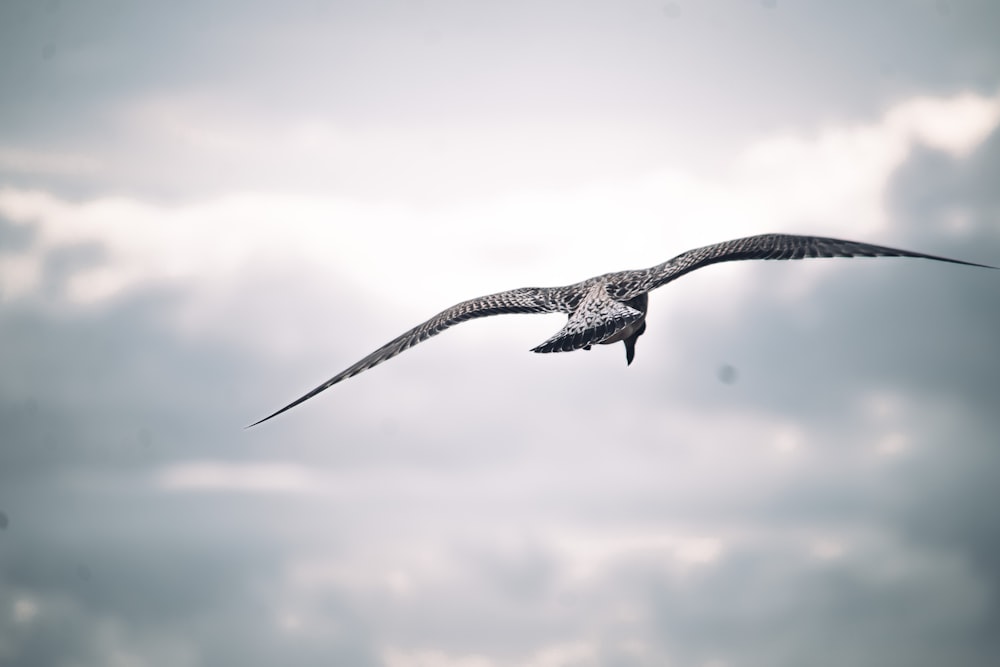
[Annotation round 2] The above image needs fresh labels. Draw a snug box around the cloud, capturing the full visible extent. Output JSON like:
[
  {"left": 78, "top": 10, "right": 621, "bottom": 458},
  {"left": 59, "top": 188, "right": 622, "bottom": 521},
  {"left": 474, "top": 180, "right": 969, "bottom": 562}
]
[
  {"left": 157, "top": 461, "right": 327, "bottom": 494},
  {"left": 2, "top": 89, "right": 996, "bottom": 328},
  {"left": 2, "top": 8, "right": 1000, "bottom": 661},
  {"left": 888, "top": 92, "right": 1000, "bottom": 158},
  {"left": 383, "top": 642, "right": 600, "bottom": 667},
  {"left": 0, "top": 147, "right": 103, "bottom": 176}
]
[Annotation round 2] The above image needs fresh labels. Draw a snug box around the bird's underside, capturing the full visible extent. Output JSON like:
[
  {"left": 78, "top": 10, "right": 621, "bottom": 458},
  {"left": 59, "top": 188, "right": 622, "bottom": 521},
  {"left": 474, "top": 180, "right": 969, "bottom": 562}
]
[{"left": 249, "top": 233, "right": 994, "bottom": 427}]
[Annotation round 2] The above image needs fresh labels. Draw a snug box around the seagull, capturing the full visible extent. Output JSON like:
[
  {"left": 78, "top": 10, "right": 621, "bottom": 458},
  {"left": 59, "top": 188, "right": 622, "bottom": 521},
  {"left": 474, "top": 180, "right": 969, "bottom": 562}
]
[{"left": 249, "top": 233, "right": 993, "bottom": 427}]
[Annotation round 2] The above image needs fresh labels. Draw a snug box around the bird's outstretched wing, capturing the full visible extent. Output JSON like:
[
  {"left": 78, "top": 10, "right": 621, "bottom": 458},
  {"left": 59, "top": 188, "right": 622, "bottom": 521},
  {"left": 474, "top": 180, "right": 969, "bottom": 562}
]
[
  {"left": 638, "top": 233, "right": 995, "bottom": 293},
  {"left": 248, "top": 287, "right": 564, "bottom": 427}
]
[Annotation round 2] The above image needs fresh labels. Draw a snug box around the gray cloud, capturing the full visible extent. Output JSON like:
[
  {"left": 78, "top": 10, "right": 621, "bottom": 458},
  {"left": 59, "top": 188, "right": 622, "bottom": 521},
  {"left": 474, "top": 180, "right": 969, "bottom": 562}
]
[
  {"left": 3, "top": 225, "right": 998, "bottom": 666},
  {"left": 3, "top": 1, "right": 1000, "bottom": 203},
  {"left": 3, "top": 2, "right": 1000, "bottom": 667},
  {"left": 0, "top": 214, "right": 36, "bottom": 255},
  {"left": 639, "top": 544, "right": 998, "bottom": 667}
]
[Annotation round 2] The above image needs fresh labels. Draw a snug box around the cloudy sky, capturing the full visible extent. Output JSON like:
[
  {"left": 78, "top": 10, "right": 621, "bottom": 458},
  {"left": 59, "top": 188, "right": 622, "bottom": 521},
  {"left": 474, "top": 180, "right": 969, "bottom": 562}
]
[{"left": 2, "top": 1, "right": 1000, "bottom": 665}]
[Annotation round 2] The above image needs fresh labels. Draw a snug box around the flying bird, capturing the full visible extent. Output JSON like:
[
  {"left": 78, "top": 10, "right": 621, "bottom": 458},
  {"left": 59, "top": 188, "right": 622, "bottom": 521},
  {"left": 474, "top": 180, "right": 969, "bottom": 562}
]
[{"left": 250, "top": 233, "right": 993, "bottom": 426}]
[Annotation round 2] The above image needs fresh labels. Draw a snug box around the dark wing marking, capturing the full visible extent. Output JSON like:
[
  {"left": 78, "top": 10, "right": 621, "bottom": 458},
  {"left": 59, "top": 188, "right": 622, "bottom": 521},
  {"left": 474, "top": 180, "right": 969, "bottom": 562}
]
[
  {"left": 248, "top": 287, "right": 563, "bottom": 427},
  {"left": 531, "top": 283, "right": 644, "bottom": 354},
  {"left": 638, "top": 233, "right": 995, "bottom": 293}
]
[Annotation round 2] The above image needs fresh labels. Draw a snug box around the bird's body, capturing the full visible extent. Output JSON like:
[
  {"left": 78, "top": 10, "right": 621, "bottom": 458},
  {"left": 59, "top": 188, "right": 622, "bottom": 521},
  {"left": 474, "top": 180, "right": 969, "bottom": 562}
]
[{"left": 250, "top": 233, "right": 993, "bottom": 427}]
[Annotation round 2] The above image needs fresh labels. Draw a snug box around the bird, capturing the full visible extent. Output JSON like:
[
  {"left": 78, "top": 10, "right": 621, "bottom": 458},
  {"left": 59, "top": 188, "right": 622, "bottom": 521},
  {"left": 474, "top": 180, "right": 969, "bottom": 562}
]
[{"left": 249, "top": 233, "right": 994, "bottom": 427}]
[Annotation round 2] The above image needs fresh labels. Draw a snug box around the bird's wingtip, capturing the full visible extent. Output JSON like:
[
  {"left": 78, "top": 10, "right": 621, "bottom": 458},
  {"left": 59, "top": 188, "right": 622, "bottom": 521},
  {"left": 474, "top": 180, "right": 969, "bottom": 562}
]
[{"left": 245, "top": 408, "right": 286, "bottom": 429}]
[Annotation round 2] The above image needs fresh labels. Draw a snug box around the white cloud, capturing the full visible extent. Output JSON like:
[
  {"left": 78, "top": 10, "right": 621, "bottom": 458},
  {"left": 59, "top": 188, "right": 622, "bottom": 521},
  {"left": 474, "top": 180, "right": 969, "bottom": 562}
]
[
  {"left": 0, "top": 147, "right": 103, "bottom": 175},
  {"left": 888, "top": 92, "right": 1000, "bottom": 158},
  {"left": 12, "top": 597, "right": 39, "bottom": 624},
  {"left": 382, "top": 648, "right": 495, "bottom": 667},
  {"left": 871, "top": 432, "right": 910, "bottom": 458},
  {"left": 1, "top": 89, "right": 996, "bottom": 354},
  {"left": 809, "top": 539, "right": 846, "bottom": 561},
  {"left": 156, "top": 461, "right": 326, "bottom": 493},
  {"left": 553, "top": 531, "right": 724, "bottom": 582},
  {"left": 382, "top": 642, "right": 598, "bottom": 667}
]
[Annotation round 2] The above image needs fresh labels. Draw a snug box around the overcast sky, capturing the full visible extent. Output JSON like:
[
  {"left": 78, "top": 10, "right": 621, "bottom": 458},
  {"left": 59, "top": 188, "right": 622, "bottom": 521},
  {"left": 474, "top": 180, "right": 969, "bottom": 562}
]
[{"left": 2, "top": 1, "right": 1000, "bottom": 666}]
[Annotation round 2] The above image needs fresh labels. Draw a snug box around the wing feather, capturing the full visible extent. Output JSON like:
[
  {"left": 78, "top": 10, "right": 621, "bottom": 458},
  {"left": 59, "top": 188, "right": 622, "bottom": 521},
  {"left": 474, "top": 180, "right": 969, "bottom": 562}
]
[
  {"left": 249, "top": 287, "right": 563, "bottom": 426},
  {"left": 638, "top": 233, "right": 994, "bottom": 293}
]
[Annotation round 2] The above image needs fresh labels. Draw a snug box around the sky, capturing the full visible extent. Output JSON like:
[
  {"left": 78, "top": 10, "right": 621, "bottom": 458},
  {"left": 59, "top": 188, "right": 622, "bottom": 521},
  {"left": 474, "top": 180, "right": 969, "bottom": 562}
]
[{"left": 1, "top": 1, "right": 1000, "bottom": 666}]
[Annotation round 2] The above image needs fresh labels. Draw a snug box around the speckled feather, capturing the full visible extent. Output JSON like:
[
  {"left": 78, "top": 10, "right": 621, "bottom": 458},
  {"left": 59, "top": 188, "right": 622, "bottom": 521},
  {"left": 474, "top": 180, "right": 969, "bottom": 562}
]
[
  {"left": 249, "top": 233, "right": 993, "bottom": 426},
  {"left": 530, "top": 282, "right": 644, "bottom": 354}
]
